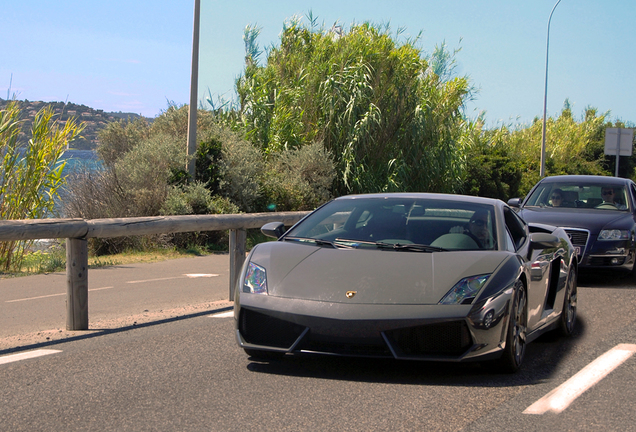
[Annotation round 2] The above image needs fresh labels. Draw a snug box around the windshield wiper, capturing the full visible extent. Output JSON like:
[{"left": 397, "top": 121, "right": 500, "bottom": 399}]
[
  {"left": 334, "top": 238, "right": 447, "bottom": 252},
  {"left": 284, "top": 236, "right": 354, "bottom": 248},
  {"left": 375, "top": 242, "right": 448, "bottom": 252}
]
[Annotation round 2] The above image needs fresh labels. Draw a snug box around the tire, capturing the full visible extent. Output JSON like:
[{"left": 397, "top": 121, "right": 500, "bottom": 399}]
[
  {"left": 244, "top": 348, "right": 285, "bottom": 360},
  {"left": 495, "top": 280, "right": 527, "bottom": 373},
  {"left": 558, "top": 266, "right": 577, "bottom": 337}
]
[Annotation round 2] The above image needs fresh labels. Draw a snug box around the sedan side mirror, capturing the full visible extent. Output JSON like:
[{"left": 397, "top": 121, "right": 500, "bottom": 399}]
[
  {"left": 507, "top": 198, "right": 523, "bottom": 208},
  {"left": 261, "top": 222, "right": 286, "bottom": 239}
]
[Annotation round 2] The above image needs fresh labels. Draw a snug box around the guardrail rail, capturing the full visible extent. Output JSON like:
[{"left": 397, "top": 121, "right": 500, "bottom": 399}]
[{"left": 0, "top": 212, "right": 308, "bottom": 330}]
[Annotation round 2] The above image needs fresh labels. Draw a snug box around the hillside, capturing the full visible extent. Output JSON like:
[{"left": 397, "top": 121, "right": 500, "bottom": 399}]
[{"left": 0, "top": 98, "right": 151, "bottom": 150}]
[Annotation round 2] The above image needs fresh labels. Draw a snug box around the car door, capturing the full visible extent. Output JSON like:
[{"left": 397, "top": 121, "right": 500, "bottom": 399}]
[{"left": 503, "top": 206, "right": 551, "bottom": 331}]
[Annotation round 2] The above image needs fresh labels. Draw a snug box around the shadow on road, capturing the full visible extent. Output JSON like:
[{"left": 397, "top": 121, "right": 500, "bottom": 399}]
[
  {"left": 578, "top": 269, "right": 635, "bottom": 289},
  {"left": 245, "top": 317, "right": 588, "bottom": 388},
  {"left": 0, "top": 305, "right": 233, "bottom": 356}
]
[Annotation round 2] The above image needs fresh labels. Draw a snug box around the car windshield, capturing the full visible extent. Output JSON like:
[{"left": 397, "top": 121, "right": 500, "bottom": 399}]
[
  {"left": 524, "top": 182, "right": 629, "bottom": 211},
  {"left": 285, "top": 198, "right": 497, "bottom": 251}
]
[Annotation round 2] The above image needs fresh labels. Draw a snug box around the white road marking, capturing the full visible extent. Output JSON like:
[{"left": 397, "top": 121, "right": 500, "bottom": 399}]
[
  {"left": 127, "top": 274, "right": 219, "bottom": 284},
  {"left": 6, "top": 273, "right": 220, "bottom": 302},
  {"left": 524, "top": 344, "right": 636, "bottom": 414},
  {"left": 0, "top": 349, "right": 62, "bottom": 365},
  {"left": 210, "top": 310, "right": 234, "bottom": 318},
  {"left": 6, "top": 287, "right": 114, "bottom": 303}
]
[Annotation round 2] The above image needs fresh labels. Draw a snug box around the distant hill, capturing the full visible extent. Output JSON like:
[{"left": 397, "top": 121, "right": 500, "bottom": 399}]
[{"left": 0, "top": 98, "right": 152, "bottom": 150}]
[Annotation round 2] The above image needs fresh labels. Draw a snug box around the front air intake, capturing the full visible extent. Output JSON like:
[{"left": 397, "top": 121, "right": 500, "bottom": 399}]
[
  {"left": 239, "top": 309, "right": 306, "bottom": 349},
  {"left": 385, "top": 321, "right": 472, "bottom": 357}
]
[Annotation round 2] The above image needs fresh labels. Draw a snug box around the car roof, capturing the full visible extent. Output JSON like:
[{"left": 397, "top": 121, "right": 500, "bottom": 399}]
[
  {"left": 334, "top": 192, "right": 505, "bottom": 207},
  {"left": 538, "top": 175, "right": 634, "bottom": 186}
]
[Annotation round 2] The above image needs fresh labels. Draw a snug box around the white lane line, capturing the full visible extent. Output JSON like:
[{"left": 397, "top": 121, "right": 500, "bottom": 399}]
[
  {"left": 210, "top": 310, "right": 234, "bottom": 318},
  {"left": 524, "top": 344, "right": 636, "bottom": 415},
  {"left": 0, "top": 349, "right": 62, "bottom": 365},
  {"left": 6, "top": 287, "right": 114, "bottom": 303},
  {"left": 127, "top": 274, "right": 219, "bottom": 284},
  {"left": 6, "top": 273, "right": 220, "bottom": 301}
]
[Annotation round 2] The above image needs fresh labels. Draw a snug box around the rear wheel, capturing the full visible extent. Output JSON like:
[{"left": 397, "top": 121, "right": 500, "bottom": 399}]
[
  {"left": 558, "top": 266, "right": 577, "bottom": 336},
  {"left": 495, "top": 280, "right": 527, "bottom": 373}
]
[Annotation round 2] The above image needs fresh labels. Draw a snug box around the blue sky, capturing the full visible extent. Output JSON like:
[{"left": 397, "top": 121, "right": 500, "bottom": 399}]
[{"left": 2, "top": 0, "right": 634, "bottom": 127}]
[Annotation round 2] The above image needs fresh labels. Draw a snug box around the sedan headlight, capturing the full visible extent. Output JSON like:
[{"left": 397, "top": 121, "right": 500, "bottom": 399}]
[
  {"left": 439, "top": 274, "right": 490, "bottom": 305},
  {"left": 243, "top": 262, "right": 268, "bottom": 294},
  {"left": 598, "top": 230, "right": 630, "bottom": 241}
]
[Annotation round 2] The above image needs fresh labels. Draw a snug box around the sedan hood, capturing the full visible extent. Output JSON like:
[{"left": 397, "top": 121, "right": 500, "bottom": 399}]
[
  {"left": 519, "top": 207, "right": 633, "bottom": 234},
  {"left": 248, "top": 242, "right": 509, "bottom": 305}
]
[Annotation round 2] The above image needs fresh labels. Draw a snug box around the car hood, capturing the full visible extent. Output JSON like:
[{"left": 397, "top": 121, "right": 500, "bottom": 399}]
[
  {"left": 519, "top": 207, "right": 634, "bottom": 234},
  {"left": 248, "top": 241, "right": 509, "bottom": 305}
]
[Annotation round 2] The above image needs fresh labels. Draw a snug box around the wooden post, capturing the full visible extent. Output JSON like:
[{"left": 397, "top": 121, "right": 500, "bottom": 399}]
[
  {"left": 66, "top": 238, "right": 88, "bottom": 330},
  {"left": 229, "top": 228, "right": 247, "bottom": 301}
]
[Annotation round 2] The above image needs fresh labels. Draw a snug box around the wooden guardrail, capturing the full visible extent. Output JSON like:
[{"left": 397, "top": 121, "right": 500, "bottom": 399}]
[{"left": 0, "top": 212, "right": 308, "bottom": 330}]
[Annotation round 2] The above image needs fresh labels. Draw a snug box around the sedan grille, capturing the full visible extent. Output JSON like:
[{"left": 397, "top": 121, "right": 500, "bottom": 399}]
[
  {"left": 239, "top": 309, "right": 306, "bottom": 349},
  {"left": 385, "top": 321, "right": 472, "bottom": 357},
  {"left": 564, "top": 228, "right": 589, "bottom": 258}
]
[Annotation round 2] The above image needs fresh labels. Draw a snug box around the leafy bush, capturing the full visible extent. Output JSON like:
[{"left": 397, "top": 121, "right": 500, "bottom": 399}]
[
  {"left": 159, "top": 182, "right": 240, "bottom": 249},
  {"left": 261, "top": 141, "right": 335, "bottom": 211},
  {"left": 97, "top": 118, "right": 150, "bottom": 166},
  {"left": 233, "top": 19, "right": 470, "bottom": 195},
  {"left": 1, "top": 101, "right": 83, "bottom": 271},
  {"left": 218, "top": 132, "right": 264, "bottom": 212}
]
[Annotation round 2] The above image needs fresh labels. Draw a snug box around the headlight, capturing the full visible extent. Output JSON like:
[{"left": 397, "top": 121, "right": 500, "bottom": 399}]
[
  {"left": 598, "top": 230, "right": 630, "bottom": 241},
  {"left": 243, "top": 262, "right": 268, "bottom": 294},
  {"left": 439, "top": 274, "right": 490, "bottom": 305}
]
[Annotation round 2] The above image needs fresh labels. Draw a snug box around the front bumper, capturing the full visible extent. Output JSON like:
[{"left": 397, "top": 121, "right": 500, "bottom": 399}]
[
  {"left": 235, "top": 288, "right": 514, "bottom": 362},
  {"left": 565, "top": 228, "right": 634, "bottom": 271},
  {"left": 582, "top": 241, "right": 635, "bottom": 271}
]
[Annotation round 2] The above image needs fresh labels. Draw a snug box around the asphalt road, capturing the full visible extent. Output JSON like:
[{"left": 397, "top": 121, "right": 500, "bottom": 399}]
[
  {"left": 0, "top": 254, "right": 233, "bottom": 347},
  {"left": 1, "top": 263, "right": 635, "bottom": 431}
]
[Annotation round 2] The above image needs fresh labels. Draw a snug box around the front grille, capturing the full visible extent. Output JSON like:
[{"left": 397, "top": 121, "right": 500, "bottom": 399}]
[
  {"left": 565, "top": 228, "right": 589, "bottom": 261},
  {"left": 385, "top": 321, "right": 472, "bottom": 357},
  {"left": 564, "top": 229, "right": 589, "bottom": 249},
  {"left": 239, "top": 309, "right": 306, "bottom": 349}
]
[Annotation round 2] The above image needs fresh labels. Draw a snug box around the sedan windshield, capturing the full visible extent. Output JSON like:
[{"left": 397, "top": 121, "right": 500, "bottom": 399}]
[
  {"left": 285, "top": 198, "right": 497, "bottom": 250},
  {"left": 525, "top": 182, "right": 629, "bottom": 211}
]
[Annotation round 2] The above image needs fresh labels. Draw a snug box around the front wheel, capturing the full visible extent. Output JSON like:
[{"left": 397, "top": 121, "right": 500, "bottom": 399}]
[
  {"left": 558, "top": 266, "right": 577, "bottom": 336},
  {"left": 495, "top": 281, "right": 527, "bottom": 373}
]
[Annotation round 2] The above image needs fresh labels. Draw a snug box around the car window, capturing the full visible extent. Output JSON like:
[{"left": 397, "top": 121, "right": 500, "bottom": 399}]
[
  {"left": 285, "top": 198, "right": 498, "bottom": 250},
  {"left": 525, "top": 182, "right": 629, "bottom": 210},
  {"left": 504, "top": 207, "right": 527, "bottom": 250}
]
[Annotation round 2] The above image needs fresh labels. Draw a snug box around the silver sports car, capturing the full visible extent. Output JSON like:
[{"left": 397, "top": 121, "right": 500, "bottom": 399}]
[{"left": 234, "top": 193, "right": 578, "bottom": 372}]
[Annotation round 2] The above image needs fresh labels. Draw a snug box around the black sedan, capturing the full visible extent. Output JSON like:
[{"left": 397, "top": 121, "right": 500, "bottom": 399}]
[
  {"left": 235, "top": 193, "right": 578, "bottom": 372},
  {"left": 509, "top": 175, "right": 636, "bottom": 272}
]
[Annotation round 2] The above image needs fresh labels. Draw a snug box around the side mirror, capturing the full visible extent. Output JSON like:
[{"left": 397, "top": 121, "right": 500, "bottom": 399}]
[
  {"left": 529, "top": 232, "right": 560, "bottom": 249},
  {"left": 507, "top": 198, "right": 523, "bottom": 208},
  {"left": 261, "top": 222, "right": 286, "bottom": 239}
]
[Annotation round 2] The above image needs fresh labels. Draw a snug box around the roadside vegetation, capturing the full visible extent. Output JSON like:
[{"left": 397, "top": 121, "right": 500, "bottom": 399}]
[{"left": 1, "top": 15, "right": 634, "bottom": 274}]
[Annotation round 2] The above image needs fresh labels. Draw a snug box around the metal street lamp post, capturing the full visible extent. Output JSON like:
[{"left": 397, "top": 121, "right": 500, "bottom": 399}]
[
  {"left": 540, "top": 0, "right": 562, "bottom": 178},
  {"left": 186, "top": 0, "right": 201, "bottom": 178}
]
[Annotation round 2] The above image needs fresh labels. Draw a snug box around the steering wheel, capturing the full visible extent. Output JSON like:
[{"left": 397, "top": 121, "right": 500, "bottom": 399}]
[{"left": 595, "top": 202, "right": 618, "bottom": 209}]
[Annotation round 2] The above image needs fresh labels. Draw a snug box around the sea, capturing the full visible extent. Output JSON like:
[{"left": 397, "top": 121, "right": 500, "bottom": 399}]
[
  {"left": 60, "top": 149, "right": 102, "bottom": 175},
  {"left": 54, "top": 149, "right": 102, "bottom": 217}
]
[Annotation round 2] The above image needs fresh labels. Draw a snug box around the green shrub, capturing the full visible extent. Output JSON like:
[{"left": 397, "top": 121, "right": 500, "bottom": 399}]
[
  {"left": 218, "top": 132, "right": 264, "bottom": 212},
  {"left": 261, "top": 141, "right": 335, "bottom": 211},
  {"left": 0, "top": 101, "right": 83, "bottom": 271}
]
